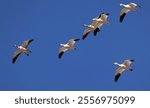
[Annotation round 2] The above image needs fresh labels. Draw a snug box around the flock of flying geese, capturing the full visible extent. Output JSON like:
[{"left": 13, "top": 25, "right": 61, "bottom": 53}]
[{"left": 12, "top": 2, "right": 140, "bottom": 82}]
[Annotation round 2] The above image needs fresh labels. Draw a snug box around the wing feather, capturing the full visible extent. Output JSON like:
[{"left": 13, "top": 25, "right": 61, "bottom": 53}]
[
  {"left": 93, "top": 28, "right": 100, "bottom": 36},
  {"left": 22, "top": 39, "right": 34, "bottom": 48},
  {"left": 12, "top": 49, "right": 22, "bottom": 63},
  {"left": 120, "top": 8, "right": 130, "bottom": 22},
  {"left": 82, "top": 27, "right": 93, "bottom": 40},
  {"left": 67, "top": 38, "right": 80, "bottom": 47},
  {"left": 114, "top": 68, "right": 125, "bottom": 82},
  {"left": 58, "top": 47, "right": 68, "bottom": 59},
  {"left": 94, "top": 22, "right": 103, "bottom": 29},
  {"left": 123, "top": 59, "right": 133, "bottom": 67},
  {"left": 100, "top": 14, "right": 109, "bottom": 21}
]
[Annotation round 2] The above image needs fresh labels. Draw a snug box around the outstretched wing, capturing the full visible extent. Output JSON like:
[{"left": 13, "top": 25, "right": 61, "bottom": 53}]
[
  {"left": 67, "top": 38, "right": 80, "bottom": 47},
  {"left": 58, "top": 47, "right": 68, "bottom": 59},
  {"left": 114, "top": 68, "right": 125, "bottom": 82},
  {"left": 22, "top": 39, "right": 34, "bottom": 48},
  {"left": 93, "top": 28, "right": 100, "bottom": 36},
  {"left": 123, "top": 59, "right": 134, "bottom": 67},
  {"left": 100, "top": 13, "right": 109, "bottom": 21},
  {"left": 94, "top": 21, "right": 103, "bottom": 29},
  {"left": 120, "top": 8, "right": 130, "bottom": 22},
  {"left": 82, "top": 27, "right": 93, "bottom": 40},
  {"left": 12, "top": 49, "right": 22, "bottom": 63}
]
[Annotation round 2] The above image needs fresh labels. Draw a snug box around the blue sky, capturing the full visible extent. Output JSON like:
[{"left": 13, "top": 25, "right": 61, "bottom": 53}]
[{"left": 0, "top": 0, "right": 149, "bottom": 90}]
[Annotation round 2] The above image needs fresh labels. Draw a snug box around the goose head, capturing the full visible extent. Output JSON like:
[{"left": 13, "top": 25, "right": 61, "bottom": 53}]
[
  {"left": 114, "top": 62, "right": 120, "bottom": 66},
  {"left": 60, "top": 44, "right": 65, "bottom": 47},
  {"left": 120, "top": 3, "right": 125, "bottom": 6},
  {"left": 83, "top": 24, "right": 88, "bottom": 27}
]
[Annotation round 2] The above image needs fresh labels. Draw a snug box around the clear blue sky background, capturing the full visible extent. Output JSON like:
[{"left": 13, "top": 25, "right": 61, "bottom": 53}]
[{"left": 0, "top": 0, "right": 149, "bottom": 91}]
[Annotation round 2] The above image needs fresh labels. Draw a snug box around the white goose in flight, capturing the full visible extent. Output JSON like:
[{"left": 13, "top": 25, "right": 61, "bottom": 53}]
[
  {"left": 58, "top": 38, "right": 80, "bottom": 59},
  {"left": 114, "top": 59, "right": 134, "bottom": 82},
  {"left": 120, "top": 3, "right": 141, "bottom": 22},
  {"left": 12, "top": 39, "right": 34, "bottom": 64},
  {"left": 82, "top": 13, "right": 109, "bottom": 40}
]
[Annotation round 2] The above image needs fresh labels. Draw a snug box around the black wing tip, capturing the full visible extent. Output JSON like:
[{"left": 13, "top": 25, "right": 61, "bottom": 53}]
[
  {"left": 27, "top": 39, "right": 34, "bottom": 43},
  {"left": 82, "top": 36, "right": 86, "bottom": 40},
  {"left": 94, "top": 28, "right": 100, "bottom": 36},
  {"left": 82, "top": 33, "right": 89, "bottom": 40},
  {"left": 100, "top": 12, "right": 109, "bottom": 15},
  {"left": 12, "top": 58, "right": 17, "bottom": 64},
  {"left": 12, "top": 53, "right": 20, "bottom": 64},
  {"left": 59, "top": 52, "right": 64, "bottom": 59},
  {"left": 26, "top": 54, "right": 29, "bottom": 56},
  {"left": 30, "top": 39, "right": 34, "bottom": 42},
  {"left": 130, "top": 59, "right": 134, "bottom": 62},
  {"left": 114, "top": 73, "right": 121, "bottom": 82},
  {"left": 129, "top": 68, "right": 133, "bottom": 71},
  {"left": 98, "top": 14, "right": 102, "bottom": 18},
  {"left": 12, "top": 60, "right": 15, "bottom": 64},
  {"left": 120, "top": 13, "right": 126, "bottom": 23},
  {"left": 106, "top": 13, "right": 109, "bottom": 16},
  {"left": 74, "top": 38, "right": 80, "bottom": 41}
]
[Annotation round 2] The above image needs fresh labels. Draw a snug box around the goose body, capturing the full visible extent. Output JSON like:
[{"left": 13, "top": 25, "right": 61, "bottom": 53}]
[
  {"left": 114, "top": 59, "right": 134, "bottom": 82},
  {"left": 82, "top": 13, "right": 109, "bottom": 40},
  {"left": 12, "top": 39, "right": 34, "bottom": 64},
  {"left": 58, "top": 38, "right": 80, "bottom": 59},
  {"left": 119, "top": 3, "right": 140, "bottom": 22}
]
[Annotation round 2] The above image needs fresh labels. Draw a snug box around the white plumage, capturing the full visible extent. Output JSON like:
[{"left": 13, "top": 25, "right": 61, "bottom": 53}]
[
  {"left": 119, "top": 3, "right": 141, "bottom": 22},
  {"left": 114, "top": 59, "right": 134, "bottom": 82},
  {"left": 12, "top": 39, "right": 34, "bottom": 64},
  {"left": 58, "top": 38, "right": 80, "bottom": 59},
  {"left": 82, "top": 13, "right": 110, "bottom": 40}
]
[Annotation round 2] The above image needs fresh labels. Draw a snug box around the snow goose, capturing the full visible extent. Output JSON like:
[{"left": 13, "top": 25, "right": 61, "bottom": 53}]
[
  {"left": 12, "top": 39, "right": 34, "bottom": 64},
  {"left": 114, "top": 59, "right": 134, "bottom": 82},
  {"left": 58, "top": 38, "right": 80, "bottom": 59},
  {"left": 120, "top": 3, "right": 141, "bottom": 22},
  {"left": 82, "top": 13, "right": 109, "bottom": 40}
]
